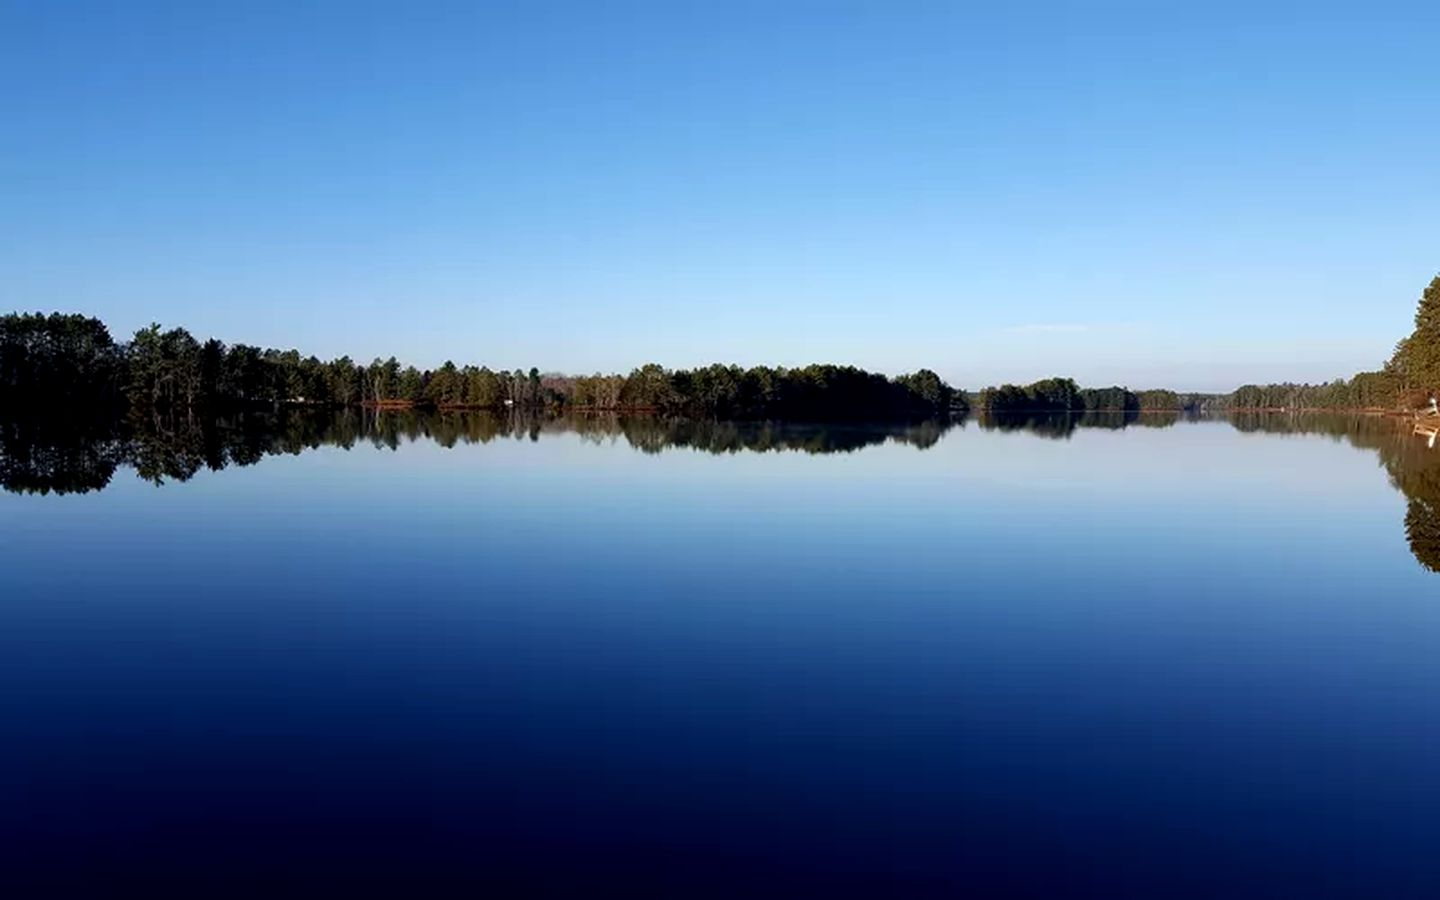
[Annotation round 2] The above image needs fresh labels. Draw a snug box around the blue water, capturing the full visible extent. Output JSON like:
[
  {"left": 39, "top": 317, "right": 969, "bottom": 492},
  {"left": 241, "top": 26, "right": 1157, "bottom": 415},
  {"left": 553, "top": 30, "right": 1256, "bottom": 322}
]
[{"left": 2, "top": 414, "right": 1438, "bottom": 896}]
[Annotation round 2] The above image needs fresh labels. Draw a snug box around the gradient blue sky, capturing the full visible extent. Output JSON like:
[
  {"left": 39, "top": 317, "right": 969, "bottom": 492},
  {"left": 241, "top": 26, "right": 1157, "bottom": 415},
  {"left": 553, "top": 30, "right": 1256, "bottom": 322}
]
[{"left": 2, "top": 1, "right": 1437, "bottom": 391}]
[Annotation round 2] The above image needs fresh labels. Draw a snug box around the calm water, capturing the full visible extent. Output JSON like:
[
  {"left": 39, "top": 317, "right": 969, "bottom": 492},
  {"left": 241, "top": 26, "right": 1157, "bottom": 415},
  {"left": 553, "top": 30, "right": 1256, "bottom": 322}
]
[{"left": 3, "top": 411, "right": 1439, "bottom": 896}]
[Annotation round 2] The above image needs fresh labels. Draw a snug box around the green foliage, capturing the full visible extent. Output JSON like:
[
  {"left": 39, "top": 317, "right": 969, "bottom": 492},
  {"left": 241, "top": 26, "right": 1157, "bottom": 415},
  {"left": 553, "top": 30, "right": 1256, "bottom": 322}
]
[
  {"left": 26, "top": 272, "right": 1440, "bottom": 420},
  {"left": 128, "top": 324, "right": 202, "bottom": 409},
  {"left": 620, "top": 363, "right": 679, "bottom": 409},
  {"left": 895, "top": 368, "right": 964, "bottom": 412},
  {"left": 1227, "top": 372, "right": 1400, "bottom": 411},
  {"left": 4, "top": 298, "right": 1385, "bottom": 419},
  {"left": 424, "top": 361, "right": 462, "bottom": 406},
  {"left": 397, "top": 366, "right": 424, "bottom": 403},
  {"left": 1136, "top": 389, "right": 1181, "bottom": 410},
  {"left": 0, "top": 312, "right": 123, "bottom": 408},
  {"left": 570, "top": 373, "right": 626, "bottom": 409},
  {"left": 463, "top": 367, "right": 504, "bottom": 407},
  {"left": 1386, "top": 275, "right": 1440, "bottom": 397},
  {"left": 980, "top": 377, "right": 1083, "bottom": 413},
  {"left": 611, "top": 363, "right": 963, "bottom": 419},
  {"left": 1080, "top": 386, "right": 1139, "bottom": 412}
]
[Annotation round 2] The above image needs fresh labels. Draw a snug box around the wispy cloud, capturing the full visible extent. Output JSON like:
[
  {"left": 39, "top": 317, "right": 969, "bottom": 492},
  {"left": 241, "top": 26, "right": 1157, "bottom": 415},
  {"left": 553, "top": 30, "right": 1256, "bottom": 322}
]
[
  {"left": 1003, "top": 323, "right": 1095, "bottom": 335},
  {"left": 998, "top": 321, "right": 1152, "bottom": 337}
]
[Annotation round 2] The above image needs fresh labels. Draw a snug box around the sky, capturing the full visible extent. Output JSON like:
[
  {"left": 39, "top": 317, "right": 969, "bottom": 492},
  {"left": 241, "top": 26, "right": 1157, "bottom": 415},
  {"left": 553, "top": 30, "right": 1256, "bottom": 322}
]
[{"left": 2, "top": 0, "right": 1437, "bottom": 391}]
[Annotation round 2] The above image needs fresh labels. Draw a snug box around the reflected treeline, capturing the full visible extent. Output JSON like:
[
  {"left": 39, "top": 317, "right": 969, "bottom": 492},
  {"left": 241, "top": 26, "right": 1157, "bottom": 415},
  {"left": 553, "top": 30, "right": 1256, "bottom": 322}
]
[
  {"left": 371, "top": 411, "right": 959, "bottom": 455},
  {"left": 1, "top": 408, "right": 371, "bottom": 494},
  {"left": 616, "top": 417, "right": 952, "bottom": 455},
  {"left": 978, "top": 410, "right": 1186, "bottom": 438},
  {"left": 0, "top": 407, "right": 1246, "bottom": 497},
  {"left": 1229, "top": 411, "right": 1440, "bottom": 573},
  {"left": 0, "top": 415, "right": 129, "bottom": 496},
  {"left": 7, "top": 407, "right": 1439, "bottom": 575},
  {"left": 0, "top": 409, "right": 972, "bottom": 496}
]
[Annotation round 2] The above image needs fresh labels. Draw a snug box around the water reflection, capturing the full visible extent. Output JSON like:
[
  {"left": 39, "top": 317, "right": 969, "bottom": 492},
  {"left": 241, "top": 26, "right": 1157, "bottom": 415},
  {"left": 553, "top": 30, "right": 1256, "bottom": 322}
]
[
  {"left": 976, "top": 410, "right": 1186, "bottom": 438},
  {"left": 5, "top": 408, "right": 1440, "bottom": 573},
  {"left": 0, "top": 415, "right": 128, "bottom": 496},
  {"left": 0, "top": 409, "right": 969, "bottom": 496},
  {"left": 0, "top": 409, "right": 1191, "bottom": 494},
  {"left": 1228, "top": 412, "right": 1440, "bottom": 573}
]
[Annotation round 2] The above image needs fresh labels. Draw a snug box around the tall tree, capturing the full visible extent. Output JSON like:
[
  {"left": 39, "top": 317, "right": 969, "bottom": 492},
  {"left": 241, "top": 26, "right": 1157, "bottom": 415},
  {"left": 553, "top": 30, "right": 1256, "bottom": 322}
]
[{"left": 1408, "top": 275, "right": 1440, "bottom": 393}]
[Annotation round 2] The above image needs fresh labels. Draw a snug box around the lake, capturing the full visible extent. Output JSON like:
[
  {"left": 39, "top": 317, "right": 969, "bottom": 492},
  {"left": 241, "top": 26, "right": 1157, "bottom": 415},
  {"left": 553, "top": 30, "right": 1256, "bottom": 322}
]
[{"left": 3, "top": 410, "right": 1438, "bottom": 896}]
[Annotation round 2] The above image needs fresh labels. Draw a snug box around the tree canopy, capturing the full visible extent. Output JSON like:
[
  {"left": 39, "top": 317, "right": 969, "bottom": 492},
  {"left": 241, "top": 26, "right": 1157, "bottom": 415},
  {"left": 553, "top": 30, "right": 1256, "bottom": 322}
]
[
  {"left": 0, "top": 313, "right": 966, "bottom": 420},
  {"left": 7, "top": 273, "right": 1440, "bottom": 418}
]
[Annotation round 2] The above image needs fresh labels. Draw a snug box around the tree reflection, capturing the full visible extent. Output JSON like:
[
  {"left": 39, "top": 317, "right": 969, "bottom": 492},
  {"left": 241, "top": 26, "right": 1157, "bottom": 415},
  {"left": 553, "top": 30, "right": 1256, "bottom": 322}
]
[
  {"left": 977, "top": 410, "right": 1188, "bottom": 439},
  {"left": 5, "top": 407, "right": 1439, "bottom": 573},
  {"left": 0, "top": 407, "right": 1212, "bottom": 496},
  {"left": 618, "top": 417, "right": 953, "bottom": 455},
  {"left": 1405, "top": 500, "right": 1440, "bottom": 573},
  {"left": 0, "top": 415, "right": 126, "bottom": 495},
  {"left": 1228, "top": 412, "right": 1440, "bottom": 573},
  {"left": 978, "top": 412, "right": 1080, "bottom": 439},
  {"left": 1394, "top": 428, "right": 1440, "bottom": 573},
  {"left": 0, "top": 409, "right": 969, "bottom": 496}
]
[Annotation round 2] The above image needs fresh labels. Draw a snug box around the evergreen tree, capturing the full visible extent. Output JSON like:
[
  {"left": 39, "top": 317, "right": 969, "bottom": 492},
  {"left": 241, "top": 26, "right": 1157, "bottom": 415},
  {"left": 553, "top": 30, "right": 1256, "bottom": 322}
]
[{"left": 1409, "top": 276, "right": 1440, "bottom": 393}]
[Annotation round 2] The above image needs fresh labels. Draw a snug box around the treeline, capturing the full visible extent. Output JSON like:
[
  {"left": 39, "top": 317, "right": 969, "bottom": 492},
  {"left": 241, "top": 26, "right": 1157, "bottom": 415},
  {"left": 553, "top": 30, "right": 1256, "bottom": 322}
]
[
  {"left": 1226, "top": 274, "right": 1440, "bottom": 411},
  {"left": 1386, "top": 275, "right": 1440, "bottom": 405},
  {"left": 975, "top": 373, "right": 1399, "bottom": 415},
  {"left": 979, "top": 377, "right": 1084, "bottom": 413},
  {"left": 1, "top": 314, "right": 965, "bottom": 420},
  {"left": 968, "top": 273, "right": 1440, "bottom": 414},
  {"left": 0, "top": 313, "right": 126, "bottom": 408},
  {"left": 977, "top": 378, "right": 1216, "bottom": 413},
  {"left": 1226, "top": 373, "right": 1400, "bottom": 411},
  {"left": 407, "top": 362, "right": 962, "bottom": 418},
  {"left": 9, "top": 272, "right": 1440, "bottom": 418}
]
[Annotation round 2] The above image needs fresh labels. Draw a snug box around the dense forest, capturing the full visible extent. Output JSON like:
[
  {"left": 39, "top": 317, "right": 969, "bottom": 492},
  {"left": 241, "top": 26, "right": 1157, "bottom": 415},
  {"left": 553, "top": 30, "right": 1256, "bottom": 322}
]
[
  {"left": 0, "top": 313, "right": 1226, "bottom": 418},
  {"left": 1225, "top": 374, "right": 1401, "bottom": 411},
  {"left": 0, "top": 314, "right": 964, "bottom": 420},
  {"left": 3, "top": 273, "right": 1436, "bottom": 417},
  {"left": 976, "top": 378, "right": 1217, "bottom": 414}
]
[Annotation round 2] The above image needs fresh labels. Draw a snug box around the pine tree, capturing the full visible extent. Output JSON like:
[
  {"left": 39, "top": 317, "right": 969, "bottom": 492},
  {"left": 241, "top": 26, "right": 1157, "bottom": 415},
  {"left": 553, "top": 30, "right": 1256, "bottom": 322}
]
[{"left": 1410, "top": 275, "right": 1440, "bottom": 392}]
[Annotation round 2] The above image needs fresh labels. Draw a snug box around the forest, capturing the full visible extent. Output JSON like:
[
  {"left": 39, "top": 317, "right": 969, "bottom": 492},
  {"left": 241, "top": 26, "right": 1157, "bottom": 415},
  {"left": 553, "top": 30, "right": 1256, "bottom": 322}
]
[
  {"left": 0, "top": 314, "right": 964, "bottom": 420},
  {"left": 2, "top": 274, "right": 1436, "bottom": 417},
  {"left": 976, "top": 379, "right": 1217, "bottom": 414}
]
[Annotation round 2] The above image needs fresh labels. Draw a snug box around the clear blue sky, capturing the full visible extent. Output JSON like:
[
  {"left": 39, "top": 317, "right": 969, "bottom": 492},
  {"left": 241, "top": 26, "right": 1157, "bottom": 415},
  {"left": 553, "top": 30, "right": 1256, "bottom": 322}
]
[{"left": 2, "top": 1, "right": 1436, "bottom": 391}]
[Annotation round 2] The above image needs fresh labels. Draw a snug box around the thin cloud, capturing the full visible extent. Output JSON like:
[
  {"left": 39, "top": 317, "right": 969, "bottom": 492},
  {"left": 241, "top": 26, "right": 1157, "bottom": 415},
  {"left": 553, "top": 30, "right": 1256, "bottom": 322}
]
[
  {"left": 1000, "top": 322, "right": 1150, "bottom": 336},
  {"left": 1003, "top": 323, "right": 1094, "bottom": 334}
]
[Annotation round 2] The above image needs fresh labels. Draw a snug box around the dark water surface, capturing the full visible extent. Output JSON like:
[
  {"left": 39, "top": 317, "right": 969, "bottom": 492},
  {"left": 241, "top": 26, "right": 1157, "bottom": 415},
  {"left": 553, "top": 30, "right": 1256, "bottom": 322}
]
[{"left": 3, "top": 411, "right": 1439, "bottom": 896}]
